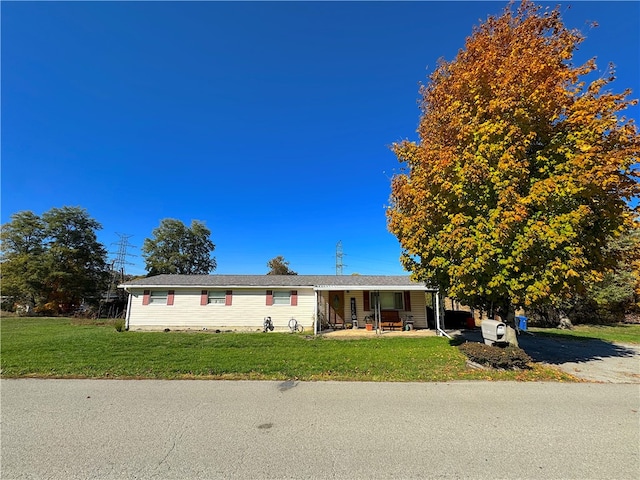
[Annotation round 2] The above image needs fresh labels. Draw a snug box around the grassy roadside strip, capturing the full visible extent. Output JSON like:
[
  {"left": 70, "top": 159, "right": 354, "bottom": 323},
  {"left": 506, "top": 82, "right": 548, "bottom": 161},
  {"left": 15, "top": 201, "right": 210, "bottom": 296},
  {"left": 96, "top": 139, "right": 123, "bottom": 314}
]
[
  {"left": 1, "top": 317, "right": 576, "bottom": 382},
  {"left": 528, "top": 324, "right": 640, "bottom": 345}
]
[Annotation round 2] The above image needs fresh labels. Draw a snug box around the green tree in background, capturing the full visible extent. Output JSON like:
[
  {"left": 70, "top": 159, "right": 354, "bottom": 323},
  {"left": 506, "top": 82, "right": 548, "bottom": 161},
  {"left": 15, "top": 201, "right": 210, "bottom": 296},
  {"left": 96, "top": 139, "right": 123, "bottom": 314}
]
[
  {"left": 0, "top": 211, "right": 48, "bottom": 309},
  {"left": 142, "top": 219, "right": 216, "bottom": 275},
  {"left": 42, "top": 207, "right": 109, "bottom": 310},
  {"left": 530, "top": 225, "right": 640, "bottom": 326},
  {"left": 576, "top": 226, "right": 640, "bottom": 322},
  {"left": 266, "top": 255, "right": 298, "bottom": 275},
  {"left": 1, "top": 207, "right": 108, "bottom": 313}
]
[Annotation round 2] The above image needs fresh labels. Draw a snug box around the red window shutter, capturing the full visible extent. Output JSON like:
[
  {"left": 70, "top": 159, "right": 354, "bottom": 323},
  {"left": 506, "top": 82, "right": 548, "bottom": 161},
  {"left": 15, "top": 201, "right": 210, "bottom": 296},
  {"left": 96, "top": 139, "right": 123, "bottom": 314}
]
[
  {"left": 291, "top": 290, "right": 298, "bottom": 306},
  {"left": 266, "top": 290, "right": 273, "bottom": 306},
  {"left": 200, "top": 290, "right": 208, "bottom": 306},
  {"left": 167, "top": 290, "right": 175, "bottom": 306},
  {"left": 363, "top": 291, "right": 370, "bottom": 311},
  {"left": 404, "top": 291, "right": 412, "bottom": 311},
  {"left": 225, "top": 290, "right": 232, "bottom": 306},
  {"left": 143, "top": 290, "right": 150, "bottom": 305}
]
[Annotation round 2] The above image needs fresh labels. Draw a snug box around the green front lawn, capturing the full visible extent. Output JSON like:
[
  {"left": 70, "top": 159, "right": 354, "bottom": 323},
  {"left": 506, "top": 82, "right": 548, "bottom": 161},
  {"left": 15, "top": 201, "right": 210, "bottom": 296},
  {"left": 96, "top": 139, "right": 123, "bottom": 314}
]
[
  {"left": 529, "top": 324, "right": 640, "bottom": 345},
  {"left": 1, "top": 317, "right": 574, "bottom": 381}
]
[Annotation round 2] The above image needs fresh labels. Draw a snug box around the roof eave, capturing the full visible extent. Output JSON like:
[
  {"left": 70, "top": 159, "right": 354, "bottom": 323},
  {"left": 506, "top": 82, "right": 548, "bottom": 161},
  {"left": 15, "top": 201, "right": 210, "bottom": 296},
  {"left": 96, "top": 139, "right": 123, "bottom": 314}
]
[
  {"left": 313, "top": 284, "right": 434, "bottom": 291},
  {"left": 119, "top": 283, "right": 436, "bottom": 291}
]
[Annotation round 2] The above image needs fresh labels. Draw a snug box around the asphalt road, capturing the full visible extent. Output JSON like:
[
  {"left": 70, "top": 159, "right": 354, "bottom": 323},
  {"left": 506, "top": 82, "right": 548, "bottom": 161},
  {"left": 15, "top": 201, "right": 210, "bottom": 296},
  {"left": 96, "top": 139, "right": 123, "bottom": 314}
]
[{"left": 2, "top": 379, "right": 638, "bottom": 479}]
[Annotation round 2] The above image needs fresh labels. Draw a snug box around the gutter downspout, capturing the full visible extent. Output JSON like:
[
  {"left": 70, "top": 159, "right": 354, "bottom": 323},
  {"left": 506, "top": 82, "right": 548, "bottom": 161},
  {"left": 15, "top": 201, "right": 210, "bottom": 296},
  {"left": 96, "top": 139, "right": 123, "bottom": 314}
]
[
  {"left": 123, "top": 287, "right": 133, "bottom": 331},
  {"left": 434, "top": 290, "right": 451, "bottom": 339}
]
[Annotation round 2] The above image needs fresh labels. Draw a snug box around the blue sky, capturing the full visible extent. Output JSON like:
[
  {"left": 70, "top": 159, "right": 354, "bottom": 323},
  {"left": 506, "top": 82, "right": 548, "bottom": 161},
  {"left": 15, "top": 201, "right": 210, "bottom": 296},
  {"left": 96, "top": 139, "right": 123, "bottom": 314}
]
[{"left": 2, "top": 1, "right": 638, "bottom": 276}]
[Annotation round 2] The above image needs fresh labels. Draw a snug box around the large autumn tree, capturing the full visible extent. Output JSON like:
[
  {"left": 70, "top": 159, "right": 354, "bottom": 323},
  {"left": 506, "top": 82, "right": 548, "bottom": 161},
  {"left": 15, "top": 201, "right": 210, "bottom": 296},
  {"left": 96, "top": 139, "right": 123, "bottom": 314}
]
[{"left": 387, "top": 1, "right": 639, "bottom": 324}]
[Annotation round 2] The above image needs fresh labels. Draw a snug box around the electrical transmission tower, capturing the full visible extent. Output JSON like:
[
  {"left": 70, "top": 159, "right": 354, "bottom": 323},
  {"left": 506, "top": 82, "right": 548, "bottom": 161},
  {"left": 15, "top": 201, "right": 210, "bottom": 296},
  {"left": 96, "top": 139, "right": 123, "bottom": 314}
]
[
  {"left": 100, "top": 233, "right": 137, "bottom": 318},
  {"left": 111, "top": 233, "right": 136, "bottom": 282},
  {"left": 335, "top": 240, "right": 345, "bottom": 275}
]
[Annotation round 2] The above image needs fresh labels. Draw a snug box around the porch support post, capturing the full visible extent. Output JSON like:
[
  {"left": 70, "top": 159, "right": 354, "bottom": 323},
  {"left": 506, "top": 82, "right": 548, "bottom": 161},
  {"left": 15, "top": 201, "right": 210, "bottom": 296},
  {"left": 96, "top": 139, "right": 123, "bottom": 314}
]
[
  {"left": 374, "top": 290, "right": 381, "bottom": 335},
  {"left": 314, "top": 289, "right": 318, "bottom": 335}
]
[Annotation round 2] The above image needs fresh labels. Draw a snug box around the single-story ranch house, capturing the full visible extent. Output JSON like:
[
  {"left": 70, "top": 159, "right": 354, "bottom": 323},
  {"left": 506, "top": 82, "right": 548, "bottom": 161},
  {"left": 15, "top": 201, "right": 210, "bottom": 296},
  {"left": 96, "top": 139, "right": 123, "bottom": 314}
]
[{"left": 119, "top": 274, "right": 442, "bottom": 333}]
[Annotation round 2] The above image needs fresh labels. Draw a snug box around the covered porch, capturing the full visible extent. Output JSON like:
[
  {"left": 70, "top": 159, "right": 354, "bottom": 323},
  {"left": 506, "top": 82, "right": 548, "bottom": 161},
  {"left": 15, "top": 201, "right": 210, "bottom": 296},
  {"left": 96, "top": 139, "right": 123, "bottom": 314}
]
[{"left": 313, "top": 281, "right": 442, "bottom": 335}]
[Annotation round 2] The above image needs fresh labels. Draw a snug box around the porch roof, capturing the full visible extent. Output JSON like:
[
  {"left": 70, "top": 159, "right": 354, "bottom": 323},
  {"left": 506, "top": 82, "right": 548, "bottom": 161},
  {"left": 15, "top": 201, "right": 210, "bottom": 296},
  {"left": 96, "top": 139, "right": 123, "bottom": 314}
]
[{"left": 119, "top": 274, "right": 437, "bottom": 291}]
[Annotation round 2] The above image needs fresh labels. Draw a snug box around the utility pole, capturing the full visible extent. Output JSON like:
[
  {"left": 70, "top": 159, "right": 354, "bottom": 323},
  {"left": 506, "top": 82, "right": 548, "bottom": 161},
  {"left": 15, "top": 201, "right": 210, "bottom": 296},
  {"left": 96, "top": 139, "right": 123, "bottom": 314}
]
[{"left": 335, "top": 240, "right": 345, "bottom": 275}]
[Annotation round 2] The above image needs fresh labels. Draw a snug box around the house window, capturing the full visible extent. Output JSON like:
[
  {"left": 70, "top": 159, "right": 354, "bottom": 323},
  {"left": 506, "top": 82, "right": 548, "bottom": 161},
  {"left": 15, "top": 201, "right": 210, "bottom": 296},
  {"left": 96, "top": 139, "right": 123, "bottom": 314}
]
[
  {"left": 201, "top": 290, "right": 232, "bottom": 305},
  {"left": 208, "top": 290, "right": 225, "bottom": 304},
  {"left": 149, "top": 291, "right": 168, "bottom": 305},
  {"left": 272, "top": 290, "right": 291, "bottom": 305},
  {"left": 144, "top": 290, "right": 174, "bottom": 306},
  {"left": 370, "top": 291, "right": 404, "bottom": 310}
]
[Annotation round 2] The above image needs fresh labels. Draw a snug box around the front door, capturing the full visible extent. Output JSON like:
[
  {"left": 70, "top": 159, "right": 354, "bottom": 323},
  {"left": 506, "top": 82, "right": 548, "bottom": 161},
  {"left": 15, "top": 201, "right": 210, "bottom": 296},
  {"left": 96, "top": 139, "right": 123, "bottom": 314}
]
[{"left": 328, "top": 291, "right": 345, "bottom": 328}]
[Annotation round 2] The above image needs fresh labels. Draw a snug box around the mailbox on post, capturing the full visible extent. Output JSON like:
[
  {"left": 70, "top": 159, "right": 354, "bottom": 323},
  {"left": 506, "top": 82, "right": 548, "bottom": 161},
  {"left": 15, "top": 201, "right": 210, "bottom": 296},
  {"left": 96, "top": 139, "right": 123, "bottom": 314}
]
[{"left": 481, "top": 319, "right": 507, "bottom": 346}]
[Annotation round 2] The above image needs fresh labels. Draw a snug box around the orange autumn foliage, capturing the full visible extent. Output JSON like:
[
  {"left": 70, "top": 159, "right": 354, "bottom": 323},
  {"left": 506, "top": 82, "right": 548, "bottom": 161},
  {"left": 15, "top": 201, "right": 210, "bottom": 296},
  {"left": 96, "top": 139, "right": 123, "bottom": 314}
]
[{"left": 387, "top": 1, "right": 639, "bottom": 314}]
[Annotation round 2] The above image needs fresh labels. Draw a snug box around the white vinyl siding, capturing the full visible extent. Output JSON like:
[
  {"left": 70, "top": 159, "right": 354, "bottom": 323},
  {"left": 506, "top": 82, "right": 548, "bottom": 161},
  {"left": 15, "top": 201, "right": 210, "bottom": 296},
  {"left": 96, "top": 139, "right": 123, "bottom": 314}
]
[{"left": 128, "top": 287, "right": 315, "bottom": 331}]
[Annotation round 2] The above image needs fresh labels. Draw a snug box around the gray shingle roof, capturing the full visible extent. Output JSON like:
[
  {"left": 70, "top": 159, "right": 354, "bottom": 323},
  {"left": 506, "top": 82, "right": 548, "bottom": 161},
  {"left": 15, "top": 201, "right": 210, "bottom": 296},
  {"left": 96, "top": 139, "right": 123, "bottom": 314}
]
[{"left": 119, "top": 274, "right": 435, "bottom": 290}]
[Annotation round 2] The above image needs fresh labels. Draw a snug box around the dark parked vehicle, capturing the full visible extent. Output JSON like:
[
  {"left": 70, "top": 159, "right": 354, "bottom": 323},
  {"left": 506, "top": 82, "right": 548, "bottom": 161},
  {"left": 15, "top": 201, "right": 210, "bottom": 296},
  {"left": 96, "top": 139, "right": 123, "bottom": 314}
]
[
  {"left": 445, "top": 310, "right": 476, "bottom": 329},
  {"left": 427, "top": 309, "right": 476, "bottom": 329}
]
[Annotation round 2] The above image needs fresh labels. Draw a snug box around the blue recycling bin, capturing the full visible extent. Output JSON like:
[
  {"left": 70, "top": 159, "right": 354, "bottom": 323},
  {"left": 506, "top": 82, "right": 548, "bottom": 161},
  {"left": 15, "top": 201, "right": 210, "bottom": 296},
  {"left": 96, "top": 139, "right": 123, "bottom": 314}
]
[{"left": 516, "top": 315, "right": 528, "bottom": 331}]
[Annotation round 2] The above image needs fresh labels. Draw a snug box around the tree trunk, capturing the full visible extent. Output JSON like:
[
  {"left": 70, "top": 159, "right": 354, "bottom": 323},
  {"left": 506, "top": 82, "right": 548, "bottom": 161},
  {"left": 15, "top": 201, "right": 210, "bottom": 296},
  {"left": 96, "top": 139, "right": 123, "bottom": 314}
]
[
  {"left": 505, "top": 325, "right": 519, "bottom": 348},
  {"left": 498, "top": 300, "right": 519, "bottom": 347},
  {"left": 557, "top": 310, "right": 573, "bottom": 330}
]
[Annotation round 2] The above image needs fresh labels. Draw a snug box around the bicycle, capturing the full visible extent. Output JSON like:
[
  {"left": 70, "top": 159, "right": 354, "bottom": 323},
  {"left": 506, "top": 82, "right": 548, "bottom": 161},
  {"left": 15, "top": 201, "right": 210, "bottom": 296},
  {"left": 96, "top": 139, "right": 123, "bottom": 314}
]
[
  {"left": 288, "top": 317, "right": 304, "bottom": 333},
  {"left": 263, "top": 316, "right": 274, "bottom": 332}
]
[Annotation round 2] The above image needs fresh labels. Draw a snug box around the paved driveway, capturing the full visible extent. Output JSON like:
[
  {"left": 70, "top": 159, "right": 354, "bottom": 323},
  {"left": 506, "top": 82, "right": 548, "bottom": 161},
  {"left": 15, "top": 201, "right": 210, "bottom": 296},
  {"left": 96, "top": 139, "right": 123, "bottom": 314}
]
[{"left": 461, "top": 330, "right": 640, "bottom": 383}]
